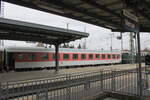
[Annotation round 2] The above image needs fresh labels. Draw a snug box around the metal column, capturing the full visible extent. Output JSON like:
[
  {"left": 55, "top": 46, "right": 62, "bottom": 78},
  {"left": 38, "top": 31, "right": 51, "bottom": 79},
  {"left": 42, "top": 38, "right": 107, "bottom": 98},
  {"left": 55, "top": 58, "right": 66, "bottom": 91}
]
[
  {"left": 55, "top": 44, "right": 59, "bottom": 72},
  {"left": 130, "top": 32, "right": 134, "bottom": 64},
  {"left": 136, "top": 32, "right": 142, "bottom": 99},
  {"left": 121, "top": 32, "right": 123, "bottom": 52},
  {"left": 120, "top": 32, "right": 123, "bottom": 64}
]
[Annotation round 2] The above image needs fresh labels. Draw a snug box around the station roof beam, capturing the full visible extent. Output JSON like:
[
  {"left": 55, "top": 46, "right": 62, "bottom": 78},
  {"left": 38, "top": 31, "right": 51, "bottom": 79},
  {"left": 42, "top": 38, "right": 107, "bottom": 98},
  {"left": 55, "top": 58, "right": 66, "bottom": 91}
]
[{"left": 3, "top": 0, "right": 150, "bottom": 32}]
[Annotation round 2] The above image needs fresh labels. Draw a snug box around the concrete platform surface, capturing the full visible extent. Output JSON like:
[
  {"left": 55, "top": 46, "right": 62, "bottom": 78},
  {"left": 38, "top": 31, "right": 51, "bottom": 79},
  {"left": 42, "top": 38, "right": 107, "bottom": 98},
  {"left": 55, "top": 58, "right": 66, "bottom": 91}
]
[{"left": 0, "top": 64, "right": 144, "bottom": 83}]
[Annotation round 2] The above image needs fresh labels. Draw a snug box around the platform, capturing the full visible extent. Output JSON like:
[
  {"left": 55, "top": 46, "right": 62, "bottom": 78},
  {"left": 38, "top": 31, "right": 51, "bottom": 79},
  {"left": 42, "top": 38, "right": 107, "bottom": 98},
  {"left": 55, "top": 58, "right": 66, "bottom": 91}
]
[
  {"left": 0, "top": 18, "right": 89, "bottom": 44},
  {"left": 0, "top": 64, "right": 149, "bottom": 100},
  {"left": 0, "top": 64, "right": 144, "bottom": 83}
]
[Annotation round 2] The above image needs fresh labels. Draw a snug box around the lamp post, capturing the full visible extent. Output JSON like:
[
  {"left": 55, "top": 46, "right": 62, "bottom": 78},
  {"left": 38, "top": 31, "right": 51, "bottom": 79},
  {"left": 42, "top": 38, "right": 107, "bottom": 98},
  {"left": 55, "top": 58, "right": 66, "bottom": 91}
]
[
  {"left": 110, "top": 33, "right": 113, "bottom": 51},
  {"left": 110, "top": 33, "right": 114, "bottom": 66},
  {"left": 83, "top": 26, "right": 87, "bottom": 49},
  {"left": 67, "top": 23, "right": 69, "bottom": 30},
  {"left": 117, "top": 32, "right": 123, "bottom": 63}
]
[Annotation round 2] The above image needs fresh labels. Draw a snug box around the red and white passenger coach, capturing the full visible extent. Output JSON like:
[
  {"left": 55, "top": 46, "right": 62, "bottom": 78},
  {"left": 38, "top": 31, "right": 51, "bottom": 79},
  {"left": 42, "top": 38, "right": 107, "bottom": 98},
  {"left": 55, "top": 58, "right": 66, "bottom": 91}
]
[{"left": 3, "top": 47, "right": 121, "bottom": 71}]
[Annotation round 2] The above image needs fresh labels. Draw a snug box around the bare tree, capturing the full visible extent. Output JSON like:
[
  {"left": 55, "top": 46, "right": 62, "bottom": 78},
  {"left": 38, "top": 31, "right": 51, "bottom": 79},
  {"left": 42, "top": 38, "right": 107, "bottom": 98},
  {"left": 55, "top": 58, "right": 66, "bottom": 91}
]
[
  {"left": 143, "top": 47, "right": 150, "bottom": 52},
  {"left": 78, "top": 44, "right": 82, "bottom": 49}
]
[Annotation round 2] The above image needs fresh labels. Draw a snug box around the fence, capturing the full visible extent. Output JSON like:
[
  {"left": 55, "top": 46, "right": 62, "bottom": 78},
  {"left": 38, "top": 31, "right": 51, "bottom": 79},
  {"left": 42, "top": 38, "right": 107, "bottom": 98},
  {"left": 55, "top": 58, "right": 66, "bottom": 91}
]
[{"left": 0, "top": 68, "right": 150, "bottom": 100}]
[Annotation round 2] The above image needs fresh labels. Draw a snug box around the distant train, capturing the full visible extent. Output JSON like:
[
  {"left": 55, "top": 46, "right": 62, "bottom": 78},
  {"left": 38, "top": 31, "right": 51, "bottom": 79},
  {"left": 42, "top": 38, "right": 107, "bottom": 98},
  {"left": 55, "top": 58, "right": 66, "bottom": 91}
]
[
  {"left": 122, "top": 50, "right": 147, "bottom": 64},
  {"left": 0, "top": 46, "right": 121, "bottom": 71}
]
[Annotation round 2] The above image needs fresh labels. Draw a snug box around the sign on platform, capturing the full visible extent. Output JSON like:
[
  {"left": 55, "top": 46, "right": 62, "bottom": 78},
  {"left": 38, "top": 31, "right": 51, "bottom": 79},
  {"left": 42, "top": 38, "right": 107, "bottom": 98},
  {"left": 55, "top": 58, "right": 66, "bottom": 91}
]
[{"left": 122, "top": 9, "right": 139, "bottom": 33}]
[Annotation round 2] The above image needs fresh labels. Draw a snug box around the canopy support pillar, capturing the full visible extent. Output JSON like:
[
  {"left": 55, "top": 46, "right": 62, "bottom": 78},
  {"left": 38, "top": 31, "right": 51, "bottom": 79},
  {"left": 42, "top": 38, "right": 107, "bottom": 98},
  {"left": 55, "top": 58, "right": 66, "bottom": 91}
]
[
  {"left": 55, "top": 43, "right": 60, "bottom": 72},
  {"left": 136, "top": 31, "right": 143, "bottom": 100}
]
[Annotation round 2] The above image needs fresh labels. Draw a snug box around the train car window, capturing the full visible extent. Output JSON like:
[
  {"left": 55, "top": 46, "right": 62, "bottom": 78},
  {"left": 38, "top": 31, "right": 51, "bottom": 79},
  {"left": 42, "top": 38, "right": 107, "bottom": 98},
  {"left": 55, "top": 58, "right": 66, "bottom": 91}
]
[
  {"left": 89, "top": 54, "right": 93, "bottom": 59},
  {"left": 102, "top": 54, "right": 105, "bottom": 59},
  {"left": 27, "top": 54, "right": 32, "bottom": 60},
  {"left": 108, "top": 55, "right": 111, "bottom": 59},
  {"left": 63, "top": 54, "right": 70, "bottom": 60},
  {"left": 81, "top": 54, "right": 86, "bottom": 59},
  {"left": 18, "top": 54, "right": 25, "bottom": 60},
  {"left": 28, "top": 53, "right": 36, "bottom": 60},
  {"left": 53, "top": 54, "right": 60, "bottom": 60},
  {"left": 96, "top": 54, "right": 100, "bottom": 59},
  {"left": 112, "top": 55, "right": 116, "bottom": 59},
  {"left": 73, "top": 54, "right": 78, "bottom": 60},
  {"left": 41, "top": 53, "right": 49, "bottom": 60}
]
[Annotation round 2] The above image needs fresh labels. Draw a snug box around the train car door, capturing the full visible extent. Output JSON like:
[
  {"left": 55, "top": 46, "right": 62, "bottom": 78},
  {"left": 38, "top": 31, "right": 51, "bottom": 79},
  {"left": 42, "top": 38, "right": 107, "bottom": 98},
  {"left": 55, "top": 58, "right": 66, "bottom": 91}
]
[
  {"left": 7, "top": 52, "right": 15, "bottom": 71},
  {"left": 0, "top": 50, "right": 4, "bottom": 71}
]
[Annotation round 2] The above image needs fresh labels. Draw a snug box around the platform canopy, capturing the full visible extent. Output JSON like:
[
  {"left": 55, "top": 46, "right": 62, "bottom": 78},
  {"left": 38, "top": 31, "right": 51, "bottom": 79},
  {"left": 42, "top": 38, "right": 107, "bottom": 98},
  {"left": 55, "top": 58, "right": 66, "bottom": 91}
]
[
  {"left": 0, "top": 18, "right": 89, "bottom": 44},
  {"left": 2, "top": 0, "right": 150, "bottom": 32}
]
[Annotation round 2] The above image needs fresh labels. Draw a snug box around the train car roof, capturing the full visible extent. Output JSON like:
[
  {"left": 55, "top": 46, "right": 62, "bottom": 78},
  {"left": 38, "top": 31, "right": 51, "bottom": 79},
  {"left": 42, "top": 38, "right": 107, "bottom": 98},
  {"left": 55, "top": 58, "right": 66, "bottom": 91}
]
[{"left": 5, "top": 46, "right": 121, "bottom": 54}]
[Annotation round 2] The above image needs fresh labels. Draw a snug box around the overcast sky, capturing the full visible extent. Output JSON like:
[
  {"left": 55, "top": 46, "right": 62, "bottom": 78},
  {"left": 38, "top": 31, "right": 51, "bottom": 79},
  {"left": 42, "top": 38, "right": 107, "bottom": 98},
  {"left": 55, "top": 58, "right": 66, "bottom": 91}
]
[{"left": 1, "top": 2, "right": 150, "bottom": 50}]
